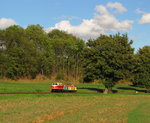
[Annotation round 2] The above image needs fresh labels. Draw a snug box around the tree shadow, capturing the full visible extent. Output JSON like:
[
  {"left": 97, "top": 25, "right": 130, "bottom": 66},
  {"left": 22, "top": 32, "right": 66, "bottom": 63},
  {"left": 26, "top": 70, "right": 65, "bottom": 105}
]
[
  {"left": 78, "top": 87, "right": 118, "bottom": 93},
  {"left": 130, "top": 84, "right": 145, "bottom": 88},
  {"left": 112, "top": 89, "right": 118, "bottom": 93},
  {"left": 117, "top": 87, "right": 147, "bottom": 93}
]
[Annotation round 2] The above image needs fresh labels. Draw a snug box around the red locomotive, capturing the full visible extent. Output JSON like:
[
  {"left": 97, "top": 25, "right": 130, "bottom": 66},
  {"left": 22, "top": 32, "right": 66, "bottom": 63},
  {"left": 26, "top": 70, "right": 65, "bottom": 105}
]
[{"left": 51, "top": 83, "right": 77, "bottom": 92}]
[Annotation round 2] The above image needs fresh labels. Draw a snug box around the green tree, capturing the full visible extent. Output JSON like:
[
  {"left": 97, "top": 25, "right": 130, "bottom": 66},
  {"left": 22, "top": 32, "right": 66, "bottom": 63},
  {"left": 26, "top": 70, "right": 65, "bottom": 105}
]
[
  {"left": 48, "top": 29, "right": 85, "bottom": 80},
  {"left": 0, "top": 25, "right": 54, "bottom": 79},
  {"left": 26, "top": 25, "right": 54, "bottom": 77},
  {"left": 0, "top": 30, "right": 6, "bottom": 78},
  {"left": 3, "top": 25, "right": 30, "bottom": 79},
  {"left": 83, "top": 34, "right": 134, "bottom": 93},
  {"left": 134, "top": 46, "right": 150, "bottom": 92}
]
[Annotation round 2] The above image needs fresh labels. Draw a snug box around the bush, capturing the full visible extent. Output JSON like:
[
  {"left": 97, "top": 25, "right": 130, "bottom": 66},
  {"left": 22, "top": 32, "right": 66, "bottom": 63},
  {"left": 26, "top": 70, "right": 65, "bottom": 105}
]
[{"left": 56, "top": 70, "right": 65, "bottom": 80}]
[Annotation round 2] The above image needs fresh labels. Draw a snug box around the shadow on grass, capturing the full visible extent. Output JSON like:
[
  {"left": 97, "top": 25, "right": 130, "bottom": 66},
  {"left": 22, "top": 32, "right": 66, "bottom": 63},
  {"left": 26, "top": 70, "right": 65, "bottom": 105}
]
[
  {"left": 117, "top": 87, "right": 147, "bottom": 93},
  {"left": 78, "top": 87, "right": 118, "bottom": 93}
]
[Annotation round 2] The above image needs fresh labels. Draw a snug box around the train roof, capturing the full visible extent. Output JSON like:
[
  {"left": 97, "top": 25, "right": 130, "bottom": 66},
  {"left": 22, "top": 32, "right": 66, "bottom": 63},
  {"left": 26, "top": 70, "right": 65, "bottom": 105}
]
[{"left": 52, "top": 83, "right": 62, "bottom": 85}]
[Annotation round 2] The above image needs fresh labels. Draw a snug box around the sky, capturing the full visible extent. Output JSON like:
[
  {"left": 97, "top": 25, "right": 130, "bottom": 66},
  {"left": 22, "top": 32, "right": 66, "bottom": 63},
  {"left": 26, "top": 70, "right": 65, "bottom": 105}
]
[{"left": 0, "top": 0, "right": 150, "bottom": 51}]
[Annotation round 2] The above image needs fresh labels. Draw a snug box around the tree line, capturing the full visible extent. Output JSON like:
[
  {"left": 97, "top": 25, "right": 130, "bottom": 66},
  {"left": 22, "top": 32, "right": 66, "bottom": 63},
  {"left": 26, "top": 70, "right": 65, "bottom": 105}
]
[
  {"left": 0, "top": 25, "right": 85, "bottom": 80},
  {"left": 0, "top": 25, "right": 149, "bottom": 93}
]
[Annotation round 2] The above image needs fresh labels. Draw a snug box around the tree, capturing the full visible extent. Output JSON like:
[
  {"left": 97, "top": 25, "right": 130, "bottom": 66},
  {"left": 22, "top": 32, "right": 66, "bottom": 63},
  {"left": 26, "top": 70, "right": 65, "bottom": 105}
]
[
  {"left": 48, "top": 29, "right": 85, "bottom": 80},
  {"left": 0, "top": 26, "right": 85, "bottom": 80},
  {"left": 0, "top": 30, "right": 6, "bottom": 78},
  {"left": 26, "top": 25, "right": 54, "bottom": 77},
  {"left": 134, "top": 46, "right": 150, "bottom": 92},
  {"left": 0, "top": 25, "right": 54, "bottom": 79},
  {"left": 2, "top": 25, "right": 30, "bottom": 79},
  {"left": 83, "top": 34, "right": 134, "bottom": 93}
]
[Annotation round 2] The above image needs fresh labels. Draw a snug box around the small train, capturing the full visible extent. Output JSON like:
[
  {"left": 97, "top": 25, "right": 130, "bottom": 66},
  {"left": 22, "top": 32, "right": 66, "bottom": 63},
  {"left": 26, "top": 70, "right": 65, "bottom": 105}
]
[{"left": 51, "top": 83, "right": 77, "bottom": 92}]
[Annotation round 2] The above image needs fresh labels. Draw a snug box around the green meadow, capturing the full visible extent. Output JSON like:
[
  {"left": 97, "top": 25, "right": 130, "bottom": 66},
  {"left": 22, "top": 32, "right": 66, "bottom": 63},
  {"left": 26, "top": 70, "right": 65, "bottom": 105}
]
[
  {"left": 0, "top": 81, "right": 150, "bottom": 123},
  {"left": 0, "top": 81, "right": 147, "bottom": 93}
]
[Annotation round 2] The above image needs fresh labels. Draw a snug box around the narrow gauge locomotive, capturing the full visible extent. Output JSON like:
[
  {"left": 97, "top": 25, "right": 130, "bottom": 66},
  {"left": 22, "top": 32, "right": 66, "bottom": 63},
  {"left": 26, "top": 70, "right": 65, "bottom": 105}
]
[{"left": 51, "top": 83, "right": 77, "bottom": 92}]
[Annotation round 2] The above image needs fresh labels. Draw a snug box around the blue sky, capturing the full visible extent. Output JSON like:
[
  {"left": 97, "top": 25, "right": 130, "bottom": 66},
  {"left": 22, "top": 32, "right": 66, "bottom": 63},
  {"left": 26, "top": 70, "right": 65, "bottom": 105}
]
[{"left": 0, "top": 0, "right": 150, "bottom": 51}]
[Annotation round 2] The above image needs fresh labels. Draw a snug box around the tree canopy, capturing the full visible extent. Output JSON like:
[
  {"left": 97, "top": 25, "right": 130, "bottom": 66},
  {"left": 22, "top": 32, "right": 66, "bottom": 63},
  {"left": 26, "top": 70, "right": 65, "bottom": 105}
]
[
  {"left": 82, "top": 34, "right": 135, "bottom": 93},
  {"left": 133, "top": 46, "right": 150, "bottom": 91}
]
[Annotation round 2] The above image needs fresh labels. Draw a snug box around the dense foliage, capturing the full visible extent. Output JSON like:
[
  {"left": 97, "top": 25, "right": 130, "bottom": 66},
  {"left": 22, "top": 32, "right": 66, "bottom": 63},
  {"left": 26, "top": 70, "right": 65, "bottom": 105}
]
[
  {"left": 133, "top": 46, "right": 150, "bottom": 92},
  {"left": 82, "top": 34, "right": 135, "bottom": 93},
  {"left": 0, "top": 25, "right": 149, "bottom": 92},
  {"left": 48, "top": 29, "right": 85, "bottom": 80},
  {"left": 0, "top": 25, "right": 85, "bottom": 80}
]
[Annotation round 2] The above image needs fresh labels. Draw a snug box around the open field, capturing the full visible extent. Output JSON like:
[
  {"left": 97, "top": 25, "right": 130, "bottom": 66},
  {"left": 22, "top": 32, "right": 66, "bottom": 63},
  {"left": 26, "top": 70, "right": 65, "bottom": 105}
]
[
  {"left": 0, "top": 94, "right": 150, "bottom": 123},
  {"left": 0, "top": 81, "right": 147, "bottom": 94},
  {"left": 0, "top": 81, "right": 150, "bottom": 123}
]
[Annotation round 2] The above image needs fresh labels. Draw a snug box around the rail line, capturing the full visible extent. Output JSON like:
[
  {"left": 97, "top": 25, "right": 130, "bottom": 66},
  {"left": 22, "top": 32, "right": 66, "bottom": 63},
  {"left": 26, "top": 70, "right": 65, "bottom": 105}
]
[{"left": 0, "top": 92, "right": 101, "bottom": 95}]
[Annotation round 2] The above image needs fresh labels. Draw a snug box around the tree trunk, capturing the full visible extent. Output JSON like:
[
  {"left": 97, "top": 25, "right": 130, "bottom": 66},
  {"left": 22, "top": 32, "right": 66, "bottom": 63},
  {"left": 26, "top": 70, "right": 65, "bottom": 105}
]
[{"left": 103, "top": 88, "right": 112, "bottom": 94}]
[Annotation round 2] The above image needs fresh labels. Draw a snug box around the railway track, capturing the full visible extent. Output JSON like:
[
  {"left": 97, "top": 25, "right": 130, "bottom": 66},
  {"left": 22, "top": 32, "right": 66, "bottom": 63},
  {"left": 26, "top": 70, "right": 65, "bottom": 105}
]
[{"left": 0, "top": 92, "right": 101, "bottom": 95}]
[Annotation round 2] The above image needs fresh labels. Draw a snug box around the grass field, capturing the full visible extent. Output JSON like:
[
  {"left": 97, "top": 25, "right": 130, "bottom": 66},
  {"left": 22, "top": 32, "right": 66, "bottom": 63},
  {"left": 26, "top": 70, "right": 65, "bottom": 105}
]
[
  {"left": 0, "top": 81, "right": 147, "bottom": 93},
  {"left": 0, "top": 81, "right": 150, "bottom": 123}
]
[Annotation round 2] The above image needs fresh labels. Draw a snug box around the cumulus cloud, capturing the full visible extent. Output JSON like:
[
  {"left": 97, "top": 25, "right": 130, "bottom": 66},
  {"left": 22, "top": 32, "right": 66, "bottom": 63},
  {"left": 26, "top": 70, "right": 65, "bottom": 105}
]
[
  {"left": 139, "top": 13, "right": 150, "bottom": 24},
  {"left": 96, "top": 5, "right": 109, "bottom": 14},
  {"left": 45, "top": 2, "right": 133, "bottom": 39},
  {"left": 107, "top": 2, "right": 127, "bottom": 14},
  {"left": 0, "top": 18, "right": 17, "bottom": 30},
  {"left": 136, "top": 9, "right": 150, "bottom": 24}
]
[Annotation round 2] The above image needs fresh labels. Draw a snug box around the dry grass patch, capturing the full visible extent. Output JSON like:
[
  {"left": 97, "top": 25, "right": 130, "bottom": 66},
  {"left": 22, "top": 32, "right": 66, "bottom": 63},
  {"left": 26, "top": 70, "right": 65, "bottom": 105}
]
[{"left": 0, "top": 95, "right": 150, "bottom": 123}]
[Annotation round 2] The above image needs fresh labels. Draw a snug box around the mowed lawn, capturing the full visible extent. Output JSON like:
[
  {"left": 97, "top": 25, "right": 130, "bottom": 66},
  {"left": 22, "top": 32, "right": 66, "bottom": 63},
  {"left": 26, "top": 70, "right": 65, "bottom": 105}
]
[
  {"left": 0, "top": 81, "right": 150, "bottom": 123},
  {"left": 0, "top": 94, "right": 150, "bottom": 123}
]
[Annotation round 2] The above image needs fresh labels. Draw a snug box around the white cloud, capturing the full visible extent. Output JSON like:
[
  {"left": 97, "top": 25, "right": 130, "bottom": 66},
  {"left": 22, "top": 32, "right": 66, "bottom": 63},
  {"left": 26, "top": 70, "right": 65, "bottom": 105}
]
[
  {"left": 139, "top": 13, "right": 150, "bottom": 24},
  {"left": 107, "top": 2, "right": 127, "bottom": 14},
  {"left": 0, "top": 18, "right": 17, "bottom": 30},
  {"left": 136, "top": 9, "right": 150, "bottom": 24},
  {"left": 96, "top": 5, "right": 109, "bottom": 14},
  {"left": 46, "top": 2, "right": 133, "bottom": 39},
  {"left": 135, "top": 8, "right": 145, "bottom": 14}
]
